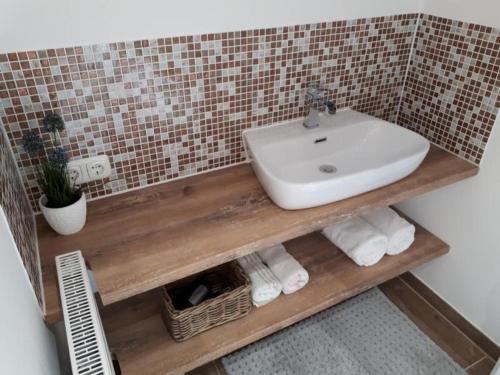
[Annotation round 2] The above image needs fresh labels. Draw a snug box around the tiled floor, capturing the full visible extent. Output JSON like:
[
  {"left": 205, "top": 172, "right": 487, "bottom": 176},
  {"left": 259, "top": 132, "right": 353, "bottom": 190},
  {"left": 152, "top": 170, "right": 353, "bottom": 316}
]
[
  {"left": 379, "top": 277, "right": 496, "bottom": 374},
  {"left": 188, "top": 275, "right": 497, "bottom": 375}
]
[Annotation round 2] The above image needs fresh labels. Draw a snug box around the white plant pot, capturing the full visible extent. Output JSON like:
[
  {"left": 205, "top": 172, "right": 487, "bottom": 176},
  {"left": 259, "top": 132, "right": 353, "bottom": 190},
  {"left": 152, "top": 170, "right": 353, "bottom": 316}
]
[{"left": 39, "top": 193, "right": 87, "bottom": 235}]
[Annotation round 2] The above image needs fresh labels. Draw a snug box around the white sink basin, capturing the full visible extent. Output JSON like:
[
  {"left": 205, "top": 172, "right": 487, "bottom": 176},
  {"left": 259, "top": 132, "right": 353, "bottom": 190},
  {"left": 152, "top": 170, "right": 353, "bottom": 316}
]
[{"left": 243, "top": 110, "right": 430, "bottom": 210}]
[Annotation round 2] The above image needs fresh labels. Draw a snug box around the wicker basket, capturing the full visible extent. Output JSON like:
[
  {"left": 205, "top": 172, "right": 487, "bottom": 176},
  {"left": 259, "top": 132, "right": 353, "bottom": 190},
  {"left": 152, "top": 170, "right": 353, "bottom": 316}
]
[{"left": 161, "top": 261, "right": 252, "bottom": 341}]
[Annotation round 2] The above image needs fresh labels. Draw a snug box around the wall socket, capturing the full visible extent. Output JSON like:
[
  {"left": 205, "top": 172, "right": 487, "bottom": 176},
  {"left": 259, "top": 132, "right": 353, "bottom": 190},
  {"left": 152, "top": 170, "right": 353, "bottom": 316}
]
[{"left": 67, "top": 155, "right": 112, "bottom": 185}]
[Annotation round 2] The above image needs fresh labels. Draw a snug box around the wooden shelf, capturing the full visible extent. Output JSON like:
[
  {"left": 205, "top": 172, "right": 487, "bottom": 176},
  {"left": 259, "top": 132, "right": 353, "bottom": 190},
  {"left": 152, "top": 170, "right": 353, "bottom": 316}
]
[
  {"left": 101, "top": 221, "right": 449, "bottom": 375},
  {"left": 37, "top": 145, "right": 477, "bottom": 324}
]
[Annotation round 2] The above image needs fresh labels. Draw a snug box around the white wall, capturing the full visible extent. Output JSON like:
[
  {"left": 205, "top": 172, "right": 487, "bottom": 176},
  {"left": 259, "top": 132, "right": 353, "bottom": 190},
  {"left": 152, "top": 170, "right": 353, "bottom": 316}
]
[
  {"left": 0, "top": 0, "right": 420, "bottom": 52},
  {"left": 398, "top": 110, "right": 500, "bottom": 345},
  {"left": 396, "top": 0, "right": 500, "bottom": 346},
  {"left": 0, "top": 207, "right": 60, "bottom": 375},
  {"left": 421, "top": 0, "right": 500, "bottom": 27},
  {"left": 3, "top": 0, "right": 498, "bottom": 53}
]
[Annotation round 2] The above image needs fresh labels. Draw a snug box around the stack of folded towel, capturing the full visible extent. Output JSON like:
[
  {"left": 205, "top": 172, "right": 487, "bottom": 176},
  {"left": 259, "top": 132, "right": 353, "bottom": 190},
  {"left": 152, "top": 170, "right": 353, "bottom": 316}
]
[
  {"left": 322, "top": 207, "right": 415, "bottom": 267},
  {"left": 322, "top": 216, "right": 388, "bottom": 266},
  {"left": 258, "top": 244, "right": 309, "bottom": 295},
  {"left": 362, "top": 207, "right": 416, "bottom": 255},
  {"left": 238, "top": 208, "right": 412, "bottom": 305},
  {"left": 238, "top": 244, "right": 309, "bottom": 307},
  {"left": 237, "top": 253, "right": 282, "bottom": 307}
]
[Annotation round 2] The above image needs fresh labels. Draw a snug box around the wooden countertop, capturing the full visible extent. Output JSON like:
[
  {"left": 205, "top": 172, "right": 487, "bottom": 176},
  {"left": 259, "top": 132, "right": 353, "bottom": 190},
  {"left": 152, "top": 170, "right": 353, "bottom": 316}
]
[
  {"left": 102, "top": 225, "right": 449, "bottom": 375},
  {"left": 38, "top": 145, "right": 478, "bottom": 324}
]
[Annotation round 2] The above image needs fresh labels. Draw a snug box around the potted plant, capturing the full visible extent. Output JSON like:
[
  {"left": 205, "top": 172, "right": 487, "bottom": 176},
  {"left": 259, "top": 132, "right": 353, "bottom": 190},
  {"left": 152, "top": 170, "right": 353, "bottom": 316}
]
[{"left": 22, "top": 112, "right": 86, "bottom": 235}]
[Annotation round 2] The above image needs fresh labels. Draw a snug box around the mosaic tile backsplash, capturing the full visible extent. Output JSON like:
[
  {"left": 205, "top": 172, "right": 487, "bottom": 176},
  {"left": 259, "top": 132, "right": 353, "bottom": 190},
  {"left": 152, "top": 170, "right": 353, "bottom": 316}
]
[
  {"left": 0, "top": 13, "right": 498, "bottom": 211},
  {"left": 0, "top": 123, "right": 42, "bottom": 307},
  {"left": 0, "top": 14, "right": 418, "bottom": 210},
  {"left": 398, "top": 14, "right": 500, "bottom": 164}
]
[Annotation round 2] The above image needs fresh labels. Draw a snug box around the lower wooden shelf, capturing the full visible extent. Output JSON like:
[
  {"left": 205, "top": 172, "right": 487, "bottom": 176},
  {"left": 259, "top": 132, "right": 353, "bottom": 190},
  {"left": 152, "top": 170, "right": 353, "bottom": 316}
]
[{"left": 101, "top": 221, "right": 449, "bottom": 375}]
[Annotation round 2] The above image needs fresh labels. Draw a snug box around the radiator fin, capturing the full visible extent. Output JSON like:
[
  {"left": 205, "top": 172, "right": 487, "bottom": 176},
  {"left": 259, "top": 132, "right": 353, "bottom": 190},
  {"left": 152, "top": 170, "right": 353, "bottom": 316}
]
[{"left": 56, "top": 251, "right": 115, "bottom": 375}]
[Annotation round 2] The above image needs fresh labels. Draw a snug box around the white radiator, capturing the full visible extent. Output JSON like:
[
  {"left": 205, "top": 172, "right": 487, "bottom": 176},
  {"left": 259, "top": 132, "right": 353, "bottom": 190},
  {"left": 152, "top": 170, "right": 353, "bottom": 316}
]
[{"left": 56, "top": 250, "right": 115, "bottom": 375}]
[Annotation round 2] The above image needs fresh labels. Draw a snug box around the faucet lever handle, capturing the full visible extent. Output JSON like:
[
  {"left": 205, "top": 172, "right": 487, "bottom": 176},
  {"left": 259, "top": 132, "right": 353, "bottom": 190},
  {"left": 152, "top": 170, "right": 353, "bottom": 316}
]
[
  {"left": 325, "top": 100, "right": 336, "bottom": 115},
  {"left": 305, "top": 86, "right": 326, "bottom": 101}
]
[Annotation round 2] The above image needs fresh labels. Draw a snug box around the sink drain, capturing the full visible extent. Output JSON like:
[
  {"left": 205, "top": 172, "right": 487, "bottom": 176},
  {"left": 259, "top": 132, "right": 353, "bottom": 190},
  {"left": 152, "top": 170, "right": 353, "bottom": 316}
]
[{"left": 319, "top": 164, "right": 337, "bottom": 174}]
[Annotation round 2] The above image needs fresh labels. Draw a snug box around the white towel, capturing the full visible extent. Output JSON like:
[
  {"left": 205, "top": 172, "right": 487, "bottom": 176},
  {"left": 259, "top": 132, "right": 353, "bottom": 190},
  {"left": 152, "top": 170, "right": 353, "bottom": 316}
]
[
  {"left": 237, "top": 253, "right": 282, "bottom": 307},
  {"left": 258, "top": 244, "right": 309, "bottom": 294},
  {"left": 322, "top": 217, "right": 388, "bottom": 266},
  {"left": 361, "top": 207, "right": 415, "bottom": 255}
]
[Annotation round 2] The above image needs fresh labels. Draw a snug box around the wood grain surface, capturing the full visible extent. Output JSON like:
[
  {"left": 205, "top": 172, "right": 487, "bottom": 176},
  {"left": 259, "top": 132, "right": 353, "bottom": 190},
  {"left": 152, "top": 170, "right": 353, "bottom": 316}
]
[
  {"left": 37, "top": 145, "right": 478, "bottom": 323},
  {"left": 101, "top": 225, "right": 449, "bottom": 375}
]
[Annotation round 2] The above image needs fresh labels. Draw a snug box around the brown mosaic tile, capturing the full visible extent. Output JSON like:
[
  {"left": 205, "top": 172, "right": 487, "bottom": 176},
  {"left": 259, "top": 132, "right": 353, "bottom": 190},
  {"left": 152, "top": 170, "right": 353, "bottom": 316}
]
[
  {"left": 0, "top": 14, "right": 418, "bottom": 210},
  {"left": 0, "top": 13, "right": 497, "bottom": 308},
  {"left": 398, "top": 14, "right": 500, "bottom": 164},
  {"left": 1, "top": 13, "right": 497, "bottom": 212},
  {"left": 0, "top": 121, "right": 42, "bottom": 307}
]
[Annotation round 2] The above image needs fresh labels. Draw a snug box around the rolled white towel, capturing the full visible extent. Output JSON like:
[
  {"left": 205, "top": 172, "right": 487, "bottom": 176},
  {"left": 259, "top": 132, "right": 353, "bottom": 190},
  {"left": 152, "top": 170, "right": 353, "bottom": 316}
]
[
  {"left": 322, "top": 217, "right": 388, "bottom": 266},
  {"left": 361, "top": 207, "right": 415, "bottom": 255},
  {"left": 258, "top": 244, "right": 309, "bottom": 294},
  {"left": 237, "top": 253, "right": 282, "bottom": 307}
]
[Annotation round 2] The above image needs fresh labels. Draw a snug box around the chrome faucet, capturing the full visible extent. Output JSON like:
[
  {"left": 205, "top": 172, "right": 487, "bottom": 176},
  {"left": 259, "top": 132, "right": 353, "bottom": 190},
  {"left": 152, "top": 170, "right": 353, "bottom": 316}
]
[{"left": 303, "top": 86, "right": 336, "bottom": 129}]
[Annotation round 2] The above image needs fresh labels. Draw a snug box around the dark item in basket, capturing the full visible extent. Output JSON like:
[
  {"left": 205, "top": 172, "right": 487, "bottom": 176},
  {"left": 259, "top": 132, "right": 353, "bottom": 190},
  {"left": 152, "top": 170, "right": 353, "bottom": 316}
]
[
  {"left": 169, "top": 270, "right": 234, "bottom": 310},
  {"left": 161, "top": 261, "right": 252, "bottom": 341}
]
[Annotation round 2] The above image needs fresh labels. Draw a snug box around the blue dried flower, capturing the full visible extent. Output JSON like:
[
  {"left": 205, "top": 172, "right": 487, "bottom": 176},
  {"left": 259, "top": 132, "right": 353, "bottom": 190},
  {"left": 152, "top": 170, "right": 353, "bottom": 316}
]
[
  {"left": 22, "top": 131, "right": 44, "bottom": 156},
  {"left": 42, "top": 112, "right": 65, "bottom": 133},
  {"left": 48, "top": 147, "right": 68, "bottom": 168}
]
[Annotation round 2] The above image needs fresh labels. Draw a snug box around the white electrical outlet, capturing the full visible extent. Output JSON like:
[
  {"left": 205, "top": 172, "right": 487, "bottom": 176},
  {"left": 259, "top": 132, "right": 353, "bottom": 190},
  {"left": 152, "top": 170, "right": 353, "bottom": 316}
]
[
  {"left": 86, "top": 155, "right": 111, "bottom": 180},
  {"left": 67, "top": 165, "right": 83, "bottom": 185},
  {"left": 67, "top": 155, "right": 111, "bottom": 184}
]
